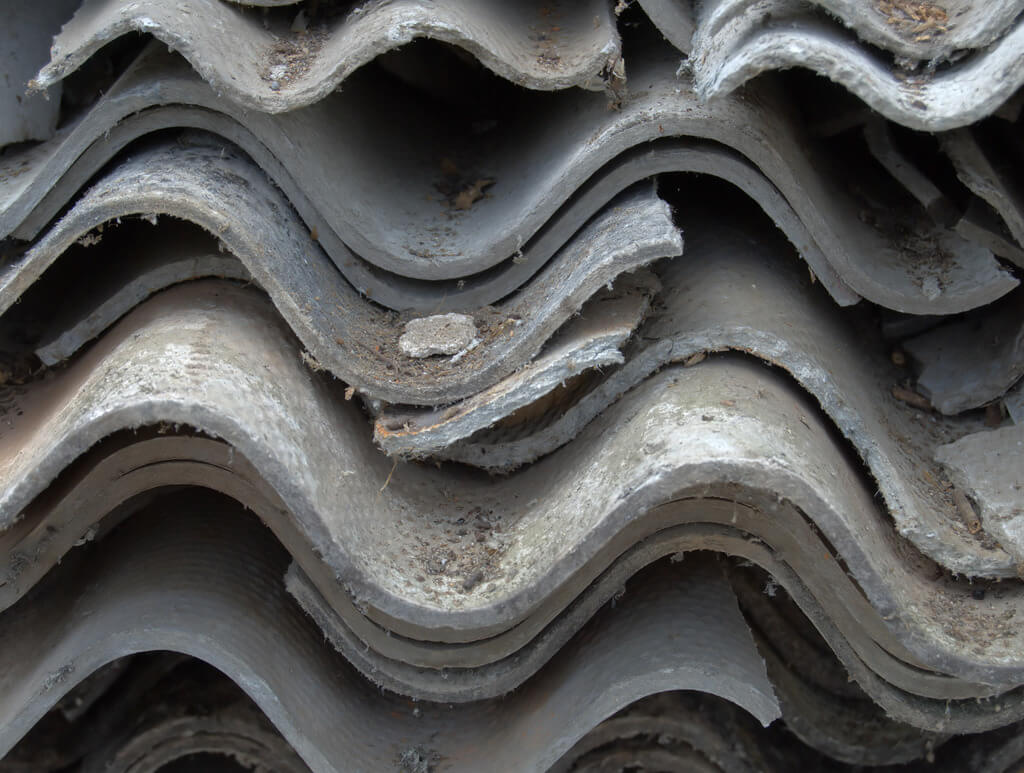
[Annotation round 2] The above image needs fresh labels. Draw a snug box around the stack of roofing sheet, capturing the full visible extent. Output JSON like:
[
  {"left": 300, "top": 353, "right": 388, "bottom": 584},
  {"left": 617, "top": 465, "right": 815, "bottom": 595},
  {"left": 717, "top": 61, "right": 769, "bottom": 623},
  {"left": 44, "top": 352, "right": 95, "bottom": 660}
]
[{"left": 1, "top": 1, "right": 1023, "bottom": 770}]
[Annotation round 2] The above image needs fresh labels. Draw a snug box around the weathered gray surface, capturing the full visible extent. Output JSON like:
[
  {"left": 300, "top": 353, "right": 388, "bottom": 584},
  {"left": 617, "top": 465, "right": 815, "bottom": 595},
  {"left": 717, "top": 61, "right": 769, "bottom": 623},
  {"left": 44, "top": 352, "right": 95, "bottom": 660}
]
[
  {"left": 0, "top": 0, "right": 78, "bottom": 147},
  {"left": 35, "top": 240, "right": 249, "bottom": 366},
  {"left": 395, "top": 210, "right": 1012, "bottom": 587},
  {"left": 904, "top": 293, "right": 1024, "bottom": 414},
  {"left": 692, "top": 0, "right": 1024, "bottom": 65},
  {"left": 4, "top": 44, "right": 1015, "bottom": 314},
  {"left": 6, "top": 283, "right": 1024, "bottom": 710},
  {"left": 0, "top": 500, "right": 781, "bottom": 772},
  {"left": 5, "top": 0, "right": 1024, "bottom": 764},
  {"left": 33, "top": 0, "right": 621, "bottom": 111},
  {"left": 937, "top": 425, "right": 1024, "bottom": 564},
  {"left": 3, "top": 420, "right": 1004, "bottom": 717},
  {"left": 0, "top": 142, "right": 679, "bottom": 405},
  {"left": 286, "top": 500, "right": 1017, "bottom": 719},
  {"left": 376, "top": 289, "right": 651, "bottom": 455},
  {"left": 689, "top": 0, "right": 1024, "bottom": 131}
]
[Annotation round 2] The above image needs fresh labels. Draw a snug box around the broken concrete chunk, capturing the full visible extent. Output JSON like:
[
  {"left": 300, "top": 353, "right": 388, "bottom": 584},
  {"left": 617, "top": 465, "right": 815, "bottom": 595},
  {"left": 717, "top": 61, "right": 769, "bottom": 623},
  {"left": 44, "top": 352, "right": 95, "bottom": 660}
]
[
  {"left": 904, "top": 291, "right": 1024, "bottom": 414},
  {"left": 399, "top": 314, "right": 477, "bottom": 359},
  {"left": 936, "top": 425, "right": 1024, "bottom": 563}
]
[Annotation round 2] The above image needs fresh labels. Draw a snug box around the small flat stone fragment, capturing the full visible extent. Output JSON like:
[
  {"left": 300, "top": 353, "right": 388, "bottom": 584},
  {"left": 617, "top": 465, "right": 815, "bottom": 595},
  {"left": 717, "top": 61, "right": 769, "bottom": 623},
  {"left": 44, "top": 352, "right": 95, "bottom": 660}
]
[
  {"left": 399, "top": 314, "right": 477, "bottom": 359},
  {"left": 904, "top": 292, "right": 1024, "bottom": 414},
  {"left": 936, "top": 425, "right": 1024, "bottom": 563}
]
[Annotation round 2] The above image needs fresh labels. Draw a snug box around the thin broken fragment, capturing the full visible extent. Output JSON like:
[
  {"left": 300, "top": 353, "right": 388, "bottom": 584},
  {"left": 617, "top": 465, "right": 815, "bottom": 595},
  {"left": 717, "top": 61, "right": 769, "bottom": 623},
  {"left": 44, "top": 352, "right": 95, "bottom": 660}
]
[{"left": 904, "top": 291, "right": 1024, "bottom": 414}]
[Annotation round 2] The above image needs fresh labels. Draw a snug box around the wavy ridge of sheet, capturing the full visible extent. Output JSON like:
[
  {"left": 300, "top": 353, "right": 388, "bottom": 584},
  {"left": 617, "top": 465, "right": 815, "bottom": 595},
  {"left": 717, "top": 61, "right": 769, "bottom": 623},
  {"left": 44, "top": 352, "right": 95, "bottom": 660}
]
[
  {"left": 32, "top": 0, "right": 621, "bottom": 112},
  {"left": 0, "top": 497, "right": 780, "bottom": 771},
  {"left": 3, "top": 281, "right": 1024, "bottom": 703},
  {"left": 0, "top": 141, "right": 679, "bottom": 405},
  {"left": 5, "top": 45, "right": 1015, "bottom": 314}
]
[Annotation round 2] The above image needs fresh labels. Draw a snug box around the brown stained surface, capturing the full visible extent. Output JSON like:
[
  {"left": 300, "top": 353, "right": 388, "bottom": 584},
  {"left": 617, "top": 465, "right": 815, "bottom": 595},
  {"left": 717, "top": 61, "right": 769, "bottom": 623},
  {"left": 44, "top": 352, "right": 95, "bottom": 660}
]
[
  {"left": 876, "top": 0, "right": 950, "bottom": 42},
  {"left": 262, "top": 25, "right": 330, "bottom": 88}
]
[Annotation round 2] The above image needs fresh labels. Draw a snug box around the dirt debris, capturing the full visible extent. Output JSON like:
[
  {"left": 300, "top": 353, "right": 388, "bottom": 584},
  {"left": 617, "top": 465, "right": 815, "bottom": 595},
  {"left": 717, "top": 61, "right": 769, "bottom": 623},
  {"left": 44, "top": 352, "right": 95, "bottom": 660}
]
[
  {"left": 951, "top": 487, "right": 983, "bottom": 534},
  {"left": 453, "top": 178, "right": 495, "bottom": 211},
  {"left": 262, "top": 25, "right": 328, "bottom": 89},
  {"left": 434, "top": 157, "right": 498, "bottom": 215},
  {"left": 875, "top": 0, "right": 950, "bottom": 42},
  {"left": 412, "top": 506, "right": 508, "bottom": 595},
  {"left": 398, "top": 746, "right": 440, "bottom": 773},
  {"left": 892, "top": 384, "right": 933, "bottom": 411},
  {"left": 0, "top": 353, "right": 37, "bottom": 387}
]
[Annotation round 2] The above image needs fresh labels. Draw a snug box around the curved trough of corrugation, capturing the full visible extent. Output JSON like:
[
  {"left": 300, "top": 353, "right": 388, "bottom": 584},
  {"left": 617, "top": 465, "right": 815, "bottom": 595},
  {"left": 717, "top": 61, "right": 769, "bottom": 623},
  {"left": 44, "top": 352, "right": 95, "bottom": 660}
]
[
  {"left": 686, "top": 2, "right": 1024, "bottom": 132},
  {"left": 730, "top": 570, "right": 947, "bottom": 766},
  {"left": 553, "top": 692, "right": 1024, "bottom": 773},
  {"left": 73, "top": 665, "right": 313, "bottom": 773},
  {"left": 5, "top": 281, "right": 1024, "bottom": 727},
  {"left": 551, "top": 685, "right": 943, "bottom": 772},
  {"left": 2, "top": 419, "right": 1010, "bottom": 730},
  {"left": 549, "top": 693, "right": 771, "bottom": 773},
  {"left": 0, "top": 497, "right": 972, "bottom": 768},
  {"left": 31, "top": 0, "right": 621, "bottom": 112},
  {"left": 377, "top": 210, "right": 1013, "bottom": 577},
  {"left": 4, "top": 44, "right": 1015, "bottom": 314},
  {"left": 0, "top": 142, "right": 678, "bottom": 405},
  {"left": 0, "top": 495, "right": 781, "bottom": 772},
  {"left": 662, "top": 0, "right": 1024, "bottom": 63}
]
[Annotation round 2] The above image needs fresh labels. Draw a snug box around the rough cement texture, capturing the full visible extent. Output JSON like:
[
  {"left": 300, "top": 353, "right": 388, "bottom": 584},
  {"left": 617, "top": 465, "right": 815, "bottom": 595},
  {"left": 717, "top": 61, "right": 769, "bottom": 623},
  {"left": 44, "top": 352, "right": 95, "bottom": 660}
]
[
  {"left": 0, "top": 501, "right": 780, "bottom": 772},
  {"left": 0, "top": 141, "right": 678, "bottom": 405},
  {"left": 399, "top": 314, "right": 477, "bottom": 359},
  {"left": 689, "top": 0, "right": 1024, "bottom": 131},
  {"left": 937, "top": 425, "right": 1024, "bottom": 564},
  {"left": 33, "top": 0, "right": 621, "bottom": 111},
  {"left": 3, "top": 44, "right": 1015, "bottom": 313},
  {"left": 5, "top": 283, "right": 1024, "bottom": 713}
]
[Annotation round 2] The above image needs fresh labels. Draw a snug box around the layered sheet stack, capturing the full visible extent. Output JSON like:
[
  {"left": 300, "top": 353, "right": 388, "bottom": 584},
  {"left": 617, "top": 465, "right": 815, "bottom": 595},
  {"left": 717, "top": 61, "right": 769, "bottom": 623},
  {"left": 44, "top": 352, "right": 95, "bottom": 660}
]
[{"left": 1, "top": 1, "right": 1023, "bottom": 770}]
